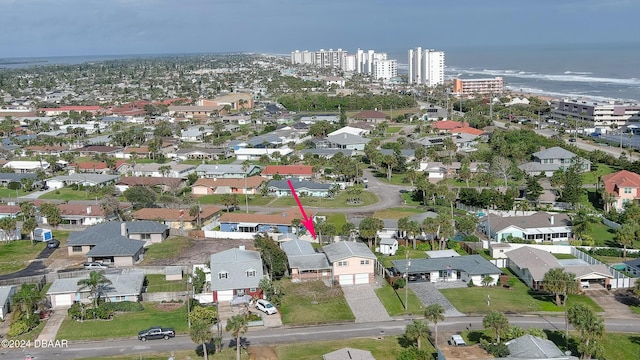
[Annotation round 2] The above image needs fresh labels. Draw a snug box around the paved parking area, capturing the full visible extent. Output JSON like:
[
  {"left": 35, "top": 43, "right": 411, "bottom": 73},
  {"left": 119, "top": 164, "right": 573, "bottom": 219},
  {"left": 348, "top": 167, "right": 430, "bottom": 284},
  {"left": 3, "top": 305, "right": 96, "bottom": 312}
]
[
  {"left": 342, "top": 284, "right": 391, "bottom": 323},
  {"left": 409, "top": 282, "right": 465, "bottom": 317}
]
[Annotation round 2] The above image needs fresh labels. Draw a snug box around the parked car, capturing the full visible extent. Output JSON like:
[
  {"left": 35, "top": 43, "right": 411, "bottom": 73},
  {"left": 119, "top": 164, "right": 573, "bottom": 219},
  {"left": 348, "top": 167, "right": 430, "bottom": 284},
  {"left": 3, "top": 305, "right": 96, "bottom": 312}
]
[
  {"left": 449, "top": 334, "right": 467, "bottom": 346},
  {"left": 256, "top": 299, "right": 277, "bottom": 315},
  {"left": 83, "top": 262, "right": 109, "bottom": 270},
  {"left": 46, "top": 239, "right": 60, "bottom": 249},
  {"left": 137, "top": 327, "right": 175, "bottom": 341}
]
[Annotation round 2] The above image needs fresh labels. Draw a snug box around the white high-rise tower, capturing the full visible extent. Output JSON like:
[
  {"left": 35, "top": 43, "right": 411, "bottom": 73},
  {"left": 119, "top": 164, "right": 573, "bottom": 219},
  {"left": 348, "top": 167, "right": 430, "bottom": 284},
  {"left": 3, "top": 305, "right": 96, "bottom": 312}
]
[{"left": 408, "top": 47, "right": 445, "bottom": 86}]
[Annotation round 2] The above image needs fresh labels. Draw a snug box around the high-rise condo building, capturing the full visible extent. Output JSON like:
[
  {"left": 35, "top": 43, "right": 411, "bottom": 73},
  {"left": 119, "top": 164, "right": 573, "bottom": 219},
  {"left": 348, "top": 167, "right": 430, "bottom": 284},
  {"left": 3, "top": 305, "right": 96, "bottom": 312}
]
[
  {"left": 372, "top": 59, "right": 398, "bottom": 80},
  {"left": 408, "top": 47, "right": 445, "bottom": 86},
  {"left": 453, "top": 77, "right": 503, "bottom": 96},
  {"left": 290, "top": 49, "right": 347, "bottom": 68}
]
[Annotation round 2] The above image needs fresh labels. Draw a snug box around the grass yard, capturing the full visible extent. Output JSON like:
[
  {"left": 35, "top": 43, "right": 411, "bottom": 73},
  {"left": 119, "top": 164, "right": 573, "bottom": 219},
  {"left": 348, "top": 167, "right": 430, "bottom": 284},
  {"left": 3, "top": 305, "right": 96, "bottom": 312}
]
[
  {"left": 374, "top": 207, "right": 424, "bottom": 219},
  {"left": 140, "top": 237, "right": 192, "bottom": 264},
  {"left": 322, "top": 213, "right": 347, "bottom": 232},
  {"left": 278, "top": 280, "right": 354, "bottom": 326},
  {"left": 401, "top": 191, "right": 422, "bottom": 206},
  {"left": 387, "top": 126, "right": 402, "bottom": 133},
  {"left": 268, "top": 191, "right": 378, "bottom": 208},
  {"left": 0, "top": 188, "right": 29, "bottom": 197},
  {"left": 56, "top": 302, "right": 188, "bottom": 341},
  {"left": 375, "top": 283, "right": 425, "bottom": 316},
  {"left": 196, "top": 194, "right": 274, "bottom": 206},
  {"left": 0, "top": 240, "right": 47, "bottom": 275},
  {"left": 277, "top": 337, "right": 412, "bottom": 360},
  {"left": 39, "top": 187, "right": 95, "bottom": 201},
  {"left": 582, "top": 163, "right": 616, "bottom": 185},
  {"left": 144, "top": 274, "right": 188, "bottom": 292},
  {"left": 372, "top": 171, "right": 411, "bottom": 186},
  {"left": 552, "top": 253, "right": 577, "bottom": 259},
  {"left": 592, "top": 255, "right": 627, "bottom": 265},
  {"left": 587, "top": 221, "right": 617, "bottom": 247},
  {"left": 440, "top": 269, "right": 603, "bottom": 314},
  {"left": 378, "top": 247, "right": 427, "bottom": 267}
]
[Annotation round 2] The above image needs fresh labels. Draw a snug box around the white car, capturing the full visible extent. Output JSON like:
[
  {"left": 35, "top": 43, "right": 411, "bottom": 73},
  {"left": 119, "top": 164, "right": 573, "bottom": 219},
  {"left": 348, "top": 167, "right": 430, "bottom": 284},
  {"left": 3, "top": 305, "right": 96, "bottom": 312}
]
[{"left": 255, "top": 299, "right": 277, "bottom": 315}]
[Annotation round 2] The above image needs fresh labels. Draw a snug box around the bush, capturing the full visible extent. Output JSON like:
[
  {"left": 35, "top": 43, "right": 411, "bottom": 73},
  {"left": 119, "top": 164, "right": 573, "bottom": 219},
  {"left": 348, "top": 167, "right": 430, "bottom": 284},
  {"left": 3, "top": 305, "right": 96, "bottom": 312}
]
[
  {"left": 195, "top": 342, "right": 217, "bottom": 356},
  {"left": 416, "top": 243, "right": 431, "bottom": 251},
  {"left": 464, "top": 235, "right": 480, "bottom": 242},
  {"left": 102, "top": 301, "right": 144, "bottom": 312},
  {"left": 397, "top": 346, "right": 431, "bottom": 360},
  {"left": 8, "top": 320, "right": 30, "bottom": 337},
  {"left": 481, "top": 339, "right": 510, "bottom": 357},
  {"left": 467, "top": 278, "right": 475, "bottom": 287},
  {"left": 393, "top": 277, "right": 406, "bottom": 289}
]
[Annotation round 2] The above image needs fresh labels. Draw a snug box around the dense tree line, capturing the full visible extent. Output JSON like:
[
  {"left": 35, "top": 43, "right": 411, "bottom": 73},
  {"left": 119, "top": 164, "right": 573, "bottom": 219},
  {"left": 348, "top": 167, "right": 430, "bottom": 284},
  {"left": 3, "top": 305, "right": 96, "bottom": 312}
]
[{"left": 278, "top": 93, "right": 416, "bottom": 112}]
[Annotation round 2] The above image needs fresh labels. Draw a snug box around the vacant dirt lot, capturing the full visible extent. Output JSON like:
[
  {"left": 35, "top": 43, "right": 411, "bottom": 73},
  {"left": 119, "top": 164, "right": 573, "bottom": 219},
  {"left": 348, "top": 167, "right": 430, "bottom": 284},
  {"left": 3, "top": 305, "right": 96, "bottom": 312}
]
[{"left": 146, "top": 238, "right": 257, "bottom": 266}]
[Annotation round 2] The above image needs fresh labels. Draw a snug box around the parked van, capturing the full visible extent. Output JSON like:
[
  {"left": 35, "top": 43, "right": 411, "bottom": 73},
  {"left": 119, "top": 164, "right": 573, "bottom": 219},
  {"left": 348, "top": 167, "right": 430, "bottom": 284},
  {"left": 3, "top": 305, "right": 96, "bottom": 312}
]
[{"left": 450, "top": 335, "right": 467, "bottom": 346}]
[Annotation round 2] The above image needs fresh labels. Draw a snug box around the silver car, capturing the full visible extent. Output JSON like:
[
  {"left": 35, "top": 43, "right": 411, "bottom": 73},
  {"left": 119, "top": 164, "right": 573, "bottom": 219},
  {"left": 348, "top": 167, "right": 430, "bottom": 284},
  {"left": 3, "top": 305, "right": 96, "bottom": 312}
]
[{"left": 256, "top": 299, "right": 277, "bottom": 315}]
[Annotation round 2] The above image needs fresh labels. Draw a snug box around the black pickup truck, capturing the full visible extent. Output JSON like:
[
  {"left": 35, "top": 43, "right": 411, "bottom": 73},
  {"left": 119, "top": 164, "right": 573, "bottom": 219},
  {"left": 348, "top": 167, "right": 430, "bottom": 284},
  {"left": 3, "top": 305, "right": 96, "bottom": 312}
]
[{"left": 137, "top": 327, "right": 176, "bottom": 341}]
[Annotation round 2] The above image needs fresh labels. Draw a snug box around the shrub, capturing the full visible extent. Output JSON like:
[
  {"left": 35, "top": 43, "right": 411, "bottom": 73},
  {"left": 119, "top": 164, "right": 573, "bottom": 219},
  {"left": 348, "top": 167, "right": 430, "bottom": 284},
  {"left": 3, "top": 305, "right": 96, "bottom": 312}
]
[
  {"left": 481, "top": 339, "right": 510, "bottom": 357},
  {"left": 8, "top": 320, "right": 30, "bottom": 337},
  {"left": 467, "top": 278, "right": 475, "bottom": 287},
  {"left": 393, "top": 277, "right": 406, "bottom": 289},
  {"left": 464, "top": 235, "right": 480, "bottom": 242},
  {"left": 102, "top": 301, "right": 144, "bottom": 312},
  {"left": 416, "top": 243, "right": 431, "bottom": 251},
  {"left": 397, "top": 346, "right": 431, "bottom": 360}
]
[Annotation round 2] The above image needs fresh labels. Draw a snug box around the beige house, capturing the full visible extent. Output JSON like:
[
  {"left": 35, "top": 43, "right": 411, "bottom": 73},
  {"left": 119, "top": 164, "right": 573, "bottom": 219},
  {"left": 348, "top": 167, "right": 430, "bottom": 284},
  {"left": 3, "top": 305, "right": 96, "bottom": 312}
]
[
  {"left": 47, "top": 272, "right": 145, "bottom": 309},
  {"left": 602, "top": 170, "right": 640, "bottom": 211},
  {"left": 323, "top": 241, "right": 376, "bottom": 286},
  {"left": 132, "top": 206, "right": 222, "bottom": 230}
]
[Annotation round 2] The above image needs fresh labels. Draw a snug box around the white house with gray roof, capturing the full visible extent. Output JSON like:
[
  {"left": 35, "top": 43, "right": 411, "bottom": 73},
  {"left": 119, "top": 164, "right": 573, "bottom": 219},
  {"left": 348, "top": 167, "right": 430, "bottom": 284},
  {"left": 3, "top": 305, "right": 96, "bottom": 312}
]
[
  {"left": 45, "top": 174, "right": 120, "bottom": 190},
  {"left": 323, "top": 241, "right": 376, "bottom": 286},
  {"left": 480, "top": 212, "right": 572, "bottom": 243},
  {"left": 518, "top": 146, "right": 591, "bottom": 177},
  {"left": 392, "top": 255, "right": 501, "bottom": 285},
  {"left": 282, "top": 239, "right": 331, "bottom": 282},
  {"left": 0, "top": 285, "right": 17, "bottom": 320},
  {"left": 196, "top": 164, "right": 261, "bottom": 179},
  {"left": 503, "top": 334, "right": 579, "bottom": 359},
  {"left": 46, "top": 271, "right": 145, "bottom": 309},
  {"left": 132, "top": 163, "right": 196, "bottom": 178},
  {"left": 209, "top": 246, "right": 265, "bottom": 303}
]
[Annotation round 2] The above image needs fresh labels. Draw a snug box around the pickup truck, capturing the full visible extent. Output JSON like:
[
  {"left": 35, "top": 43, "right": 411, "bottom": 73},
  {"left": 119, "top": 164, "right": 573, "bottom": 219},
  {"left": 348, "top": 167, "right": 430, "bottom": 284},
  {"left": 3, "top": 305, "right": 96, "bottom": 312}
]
[{"left": 137, "top": 327, "right": 175, "bottom": 341}]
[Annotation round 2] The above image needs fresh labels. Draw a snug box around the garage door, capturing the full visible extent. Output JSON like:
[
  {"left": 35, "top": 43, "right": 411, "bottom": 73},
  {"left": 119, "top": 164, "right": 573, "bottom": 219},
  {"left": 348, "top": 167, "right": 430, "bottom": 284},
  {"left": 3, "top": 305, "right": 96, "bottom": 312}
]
[
  {"left": 217, "top": 290, "right": 234, "bottom": 302},
  {"left": 54, "top": 294, "right": 73, "bottom": 307},
  {"left": 338, "top": 275, "right": 354, "bottom": 286},
  {"left": 355, "top": 273, "right": 369, "bottom": 284}
]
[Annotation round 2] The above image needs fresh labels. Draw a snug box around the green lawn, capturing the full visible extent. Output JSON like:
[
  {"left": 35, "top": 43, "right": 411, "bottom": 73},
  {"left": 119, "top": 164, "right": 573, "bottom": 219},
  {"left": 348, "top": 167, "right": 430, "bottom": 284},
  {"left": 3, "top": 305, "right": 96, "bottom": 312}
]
[
  {"left": 0, "top": 188, "right": 29, "bottom": 197},
  {"left": 440, "top": 269, "right": 603, "bottom": 314},
  {"left": 278, "top": 280, "right": 354, "bottom": 325},
  {"left": 268, "top": 191, "right": 378, "bottom": 208},
  {"left": 374, "top": 207, "right": 425, "bottom": 219},
  {"left": 582, "top": 163, "right": 616, "bottom": 185},
  {"left": 387, "top": 126, "right": 402, "bottom": 133},
  {"left": 378, "top": 247, "right": 427, "bottom": 267},
  {"left": 277, "top": 337, "right": 414, "bottom": 360},
  {"left": 140, "top": 237, "right": 192, "bottom": 264},
  {"left": 375, "top": 283, "right": 424, "bottom": 316},
  {"left": 553, "top": 253, "right": 577, "bottom": 259},
  {"left": 196, "top": 194, "right": 274, "bottom": 206},
  {"left": 401, "top": 191, "right": 422, "bottom": 206},
  {"left": 144, "top": 274, "right": 188, "bottom": 292},
  {"left": 323, "top": 213, "right": 347, "bottom": 232},
  {"left": 0, "top": 240, "right": 47, "bottom": 275},
  {"left": 39, "top": 187, "right": 96, "bottom": 201},
  {"left": 373, "top": 171, "right": 411, "bottom": 185},
  {"left": 587, "top": 221, "right": 617, "bottom": 247},
  {"left": 56, "top": 302, "right": 188, "bottom": 340}
]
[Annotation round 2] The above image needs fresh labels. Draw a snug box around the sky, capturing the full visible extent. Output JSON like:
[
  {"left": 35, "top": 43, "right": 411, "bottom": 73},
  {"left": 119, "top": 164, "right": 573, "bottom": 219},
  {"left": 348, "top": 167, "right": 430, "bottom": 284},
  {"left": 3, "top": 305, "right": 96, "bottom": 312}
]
[{"left": 1, "top": 0, "right": 639, "bottom": 58}]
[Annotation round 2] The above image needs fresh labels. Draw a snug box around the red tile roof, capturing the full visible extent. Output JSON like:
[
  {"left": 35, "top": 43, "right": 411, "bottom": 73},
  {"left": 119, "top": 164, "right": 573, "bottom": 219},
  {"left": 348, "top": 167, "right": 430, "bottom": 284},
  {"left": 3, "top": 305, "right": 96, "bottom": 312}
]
[
  {"left": 220, "top": 208, "right": 307, "bottom": 225},
  {"left": 453, "top": 127, "right": 484, "bottom": 136},
  {"left": 57, "top": 204, "right": 106, "bottom": 216},
  {"left": 602, "top": 170, "right": 640, "bottom": 196},
  {"left": 433, "top": 120, "right": 467, "bottom": 130},
  {"left": 261, "top": 165, "right": 313, "bottom": 176},
  {"left": 0, "top": 205, "right": 20, "bottom": 214},
  {"left": 76, "top": 162, "right": 108, "bottom": 170}
]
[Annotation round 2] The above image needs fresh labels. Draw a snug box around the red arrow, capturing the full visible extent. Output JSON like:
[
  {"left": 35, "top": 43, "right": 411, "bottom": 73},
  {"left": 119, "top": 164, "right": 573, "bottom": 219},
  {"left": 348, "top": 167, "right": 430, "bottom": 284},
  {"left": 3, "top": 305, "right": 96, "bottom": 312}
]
[{"left": 287, "top": 179, "right": 316, "bottom": 239}]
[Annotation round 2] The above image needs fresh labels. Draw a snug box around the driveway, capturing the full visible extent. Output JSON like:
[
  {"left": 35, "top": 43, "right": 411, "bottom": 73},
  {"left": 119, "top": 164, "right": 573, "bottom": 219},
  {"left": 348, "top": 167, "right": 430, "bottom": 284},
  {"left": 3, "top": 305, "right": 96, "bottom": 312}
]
[
  {"left": 408, "top": 282, "right": 465, "bottom": 318},
  {"left": 36, "top": 308, "right": 67, "bottom": 341},
  {"left": 0, "top": 246, "right": 54, "bottom": 280},
  {"left": 587, "top": 288, "right": 640, "bottom": 320},
  {"left": 342, "top": 283, "right": 391, "bottom": 323}
]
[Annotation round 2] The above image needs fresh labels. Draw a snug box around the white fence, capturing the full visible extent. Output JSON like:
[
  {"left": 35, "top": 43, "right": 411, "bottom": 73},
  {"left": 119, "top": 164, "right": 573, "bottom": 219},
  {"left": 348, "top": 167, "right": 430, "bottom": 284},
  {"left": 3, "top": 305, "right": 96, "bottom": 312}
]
[{"left": 203, "top": 231, "right": 257, "bottom": 240}]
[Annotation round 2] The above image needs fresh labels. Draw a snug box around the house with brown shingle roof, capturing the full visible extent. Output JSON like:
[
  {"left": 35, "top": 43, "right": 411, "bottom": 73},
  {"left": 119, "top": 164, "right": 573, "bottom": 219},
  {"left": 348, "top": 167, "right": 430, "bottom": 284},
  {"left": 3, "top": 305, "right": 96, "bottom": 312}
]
[
  {"left": 74, "top": 161, "right": 109, "bottom": 174},
  {"left": 56, "top": 203, "right": 132, "bottom": 226},
  {"left": 602, "top": 170, "right": 640, "bottom": 212},
  {"left": 261, "top": 165, "right": 314, "bottom": 179},
  {"left": 115, "top": 176, "right": 185, "bottom": 193},
  {"left": 132, "top": 206, "right": 223, "bottom": 230},
  {"left": 219, "top": 208, "right": 305, "bottom": 234},
  {"left": 75, "top": 145, "right": 123, "bottom": 156},
  {"left": 352, "top": 110, "right": 389, "bottom": 124},
  {"left": 191, "top": 176, "right": 266, "bottom": 196}
]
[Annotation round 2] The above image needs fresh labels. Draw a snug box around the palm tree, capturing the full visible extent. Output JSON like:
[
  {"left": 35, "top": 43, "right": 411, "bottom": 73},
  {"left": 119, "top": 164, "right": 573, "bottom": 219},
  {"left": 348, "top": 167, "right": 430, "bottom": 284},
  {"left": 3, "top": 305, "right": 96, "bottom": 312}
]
[
  {"left": 615, "top": 221, "right": 638, "bottom": 260},
  {"left": 568, "top": 303, "right": 605, "bottom": 359},
  {"left": 290, "top": 218, "right": 301, "bottom": 234},
  {"left": 11, "top": 283, "right": 44, "bottom": 323},
  {"left": 405, "top": 320, "right": 430, "bottom": 351},
  {"left": 0, "top": 216, "right": 17, "bottom": 242},
  {"left": 407, "top": 221, "right": 421, "bottom": 250},
  {"left": 571, "top": 208, "right": 593, "bottom": 242},
  {"left": 188, "top": 306, "right": 217, "bottom": 360},
  {"left": 77, "top": 271, "right": 113, "bottom": 309},
  {"left": 226, "top": 313, "right": 248, "bottom": 360},
  {"left": 483, "top": 311, "right": 510, "bottom": 343},
  {"left": 397, "top": 217, "right": 410, "bottom": 244},
  {"left": 424, "top": 304, "right": 445, "bottom": 346},
  {"left": 422, "top": 217, "right": 439, "bottom": 251}
]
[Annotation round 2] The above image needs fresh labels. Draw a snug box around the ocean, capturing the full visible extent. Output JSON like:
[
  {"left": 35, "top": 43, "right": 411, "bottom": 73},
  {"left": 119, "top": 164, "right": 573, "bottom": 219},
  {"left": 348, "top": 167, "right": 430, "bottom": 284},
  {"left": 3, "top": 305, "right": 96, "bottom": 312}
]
[
  {"left": 2, "top": 43, "right": 639, "bottom": 102},
  {"left": 393, "top": 43, "right": 640, "bottom": 102}
]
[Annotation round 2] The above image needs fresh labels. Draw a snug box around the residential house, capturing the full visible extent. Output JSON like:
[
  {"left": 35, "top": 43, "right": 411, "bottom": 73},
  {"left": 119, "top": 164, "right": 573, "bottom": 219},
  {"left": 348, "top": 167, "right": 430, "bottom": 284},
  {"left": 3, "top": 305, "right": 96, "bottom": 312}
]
[
  {"left": 300, "top": 148, "right": 357, "bottom": 159},
  {"left": 0, "top": 205, "right": 20, "bottom": 219},
  {"left": 195, "top": 164, "right": 262, "bottom": 179},
  {"left": 267, "top": 179, "right": 333, "bottom": 197},
  {"left": 261, "top": 165, "right": 314, "bottom": 179},
  {"left": 299, "top": 115, "right": 339, "bottom": 125},
  {"left": 391, "top": 255, "right": 501, "bottom": 285},
  {"left": 518, "top": 147, "right": 591, "bottom": 177},
  {"left": 623, "top": 258, "right": 640, "bottom": 277},
  {"left": 323, "top": 241, "right": 376, "bottom": 285},
  {"left": 0, "top": 173, "right": 37, "bottom": 187},
  {"left": 601, "top": 170, "right": 640, "bottom": 211},
  {"left": 56, "top": 204, "right": 130, "bottom": 226},
  {"left": 132, "top": 163, "right": 196, "bottom": 178},
  {"left": 201, "top": 93, "right": 254, "bottom": 110},
  {"left": 506, "top": 246, "right": 612, "bottom": 290},
  {"left": 480, "top": 212, "right": 572, "bottom": 243},
  {"left": 314, "top": 133, "right": 370, "bottom": 151},
  {"left": 38, "top": 105, "right": 103, "bottom": 116},
  {"left": 66, "top": 221, "right": 169, "bottom": 264},
  {"left": 132, "top": 206, "right": 223, "bottom": 230},
  {"left": 504, "top": 334, "right": 579, "bottom": 360},
  {"left": 2, "top": 160, "right": 50, "bottom": 173},
  {"left": 282, "top": 239, "right": 332, "bottom": 282},
  {"left": 45, "top": 174, "right": 120, "bottom": 190},
  {"left": 351, "top": 110, "right": 389, "bottom": 124},
  {"left": 75, "top": 145, "right": 123, "bottom": 157},
  {"left": 0, "top": 285, "right": 17, "bottom": 320},
  {"left": 46, "top": 271, "right": 145, "bottom": 309},
  {"left": 219, "top": 208, "right": 304, "bottom": 233},
  {"left": 323, "top": 348, "right": 375, "bottom": 360},
  {"left": 209, "top": 246, "right": 264, "bottom": 303},
  {"left": 24, "top": 145, "right": 68, "bottom": 157},
  {"left": 115, "top": 176, "right": 185, "bottom": 194},
  {"left": 328, "top": 126, "right": 371, "bottom": 137},
  {"left": 73, "top": 161, "right": 109, "bottom": 174},
  {"left": 174, "top": 147, "right": 231, "bottom": 161},
  {"left": 233, "top": 147, "right": 293, "bottom": 161},
  {"left": 379, "top": 149, "right": 415, "bottom": 164},
  {"left": 432, "top": 120, "right": 466, "bottom": 133},
  {"left": 191, "top": 176, "right": 265, "bottom": 196}
]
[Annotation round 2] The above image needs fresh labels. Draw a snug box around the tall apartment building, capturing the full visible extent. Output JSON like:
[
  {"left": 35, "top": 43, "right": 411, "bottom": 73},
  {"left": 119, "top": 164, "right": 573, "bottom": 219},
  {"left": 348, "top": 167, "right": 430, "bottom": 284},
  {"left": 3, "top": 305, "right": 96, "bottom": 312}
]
[
  {"left": 291, "top": 48, "right": 394, "bottom": 76},
  {"left": 290, "top": 48, "right": 347, "bottom": 68},
  {"left": 550, "top": 99, "right": 640, "bottom": 129},
  {"left": 408, "top": 47, "right": 445, "bottom": 86},
  {"left": 372, "top": 59, "right": 398, "bottom": 80},
  {"left": 453, "top": 77, "right": 503, "bottom": 96}
]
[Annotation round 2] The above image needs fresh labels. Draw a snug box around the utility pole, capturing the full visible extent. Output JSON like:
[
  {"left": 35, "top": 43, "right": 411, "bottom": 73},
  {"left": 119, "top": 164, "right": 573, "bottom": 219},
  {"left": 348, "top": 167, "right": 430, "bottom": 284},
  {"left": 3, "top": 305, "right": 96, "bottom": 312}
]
[{"left": 405, "top": 252, "right": 411, "bottom": 311}]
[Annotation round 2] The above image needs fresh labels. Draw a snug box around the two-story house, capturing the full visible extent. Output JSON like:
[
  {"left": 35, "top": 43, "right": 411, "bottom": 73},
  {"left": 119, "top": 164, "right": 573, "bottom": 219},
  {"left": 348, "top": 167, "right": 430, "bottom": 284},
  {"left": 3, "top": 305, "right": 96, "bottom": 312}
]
[
  {"left": 323, "top": 241, "right": 376, "bottom": 286},
  {"left": 518, "top": 147, "right": 591, "bottom": 177},
  {"left": 313, "top": 133, "right": 370, "bottom": 151},
  {"left": 209, "top": 246, "right": 264, "bottom": 303},
  {"left": 602, "top": 170, "right": 640, "bottom": 211}
]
